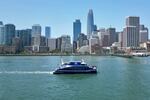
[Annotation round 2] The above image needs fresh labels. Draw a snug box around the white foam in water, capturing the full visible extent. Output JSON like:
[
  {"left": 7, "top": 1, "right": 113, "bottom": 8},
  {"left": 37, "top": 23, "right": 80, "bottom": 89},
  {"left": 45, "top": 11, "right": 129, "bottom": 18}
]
[{"left": 0, "top": 71, "right": 54, "bottom": 75}]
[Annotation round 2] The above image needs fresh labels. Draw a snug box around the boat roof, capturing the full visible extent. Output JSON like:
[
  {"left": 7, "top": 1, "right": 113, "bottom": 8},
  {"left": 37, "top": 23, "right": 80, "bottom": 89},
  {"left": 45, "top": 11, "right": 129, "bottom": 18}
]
[{"left": 62, "top": 61, "right": 87, "bottom": 65}]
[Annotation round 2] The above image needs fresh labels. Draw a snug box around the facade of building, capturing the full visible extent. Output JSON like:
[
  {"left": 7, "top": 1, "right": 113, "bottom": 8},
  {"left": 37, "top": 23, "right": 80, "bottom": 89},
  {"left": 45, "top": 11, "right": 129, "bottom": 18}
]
[
  {"left": 106, "top": 27, "right": 116, "bottom": 46},
  {"left": 123, "top": 16, "right": 140, "bottom": 47},
  {"left": 18, "top": 29, "right": 32, "bottom": 47},
  {"left": 139, "top": 25, "right": 148, "bottom": 43},
  {"left": 87, "top": 9, "right": 94, "bottom": 39},
  {"left": 140, "top": 41, "right": 150, "bottom": 52},
  {"left": 45, "top": 26, "right": 51, "bottom": 39},
  {"left": 4, "top": 24, "right": 16, "bottom": 46},
  {"left": 77, "top": 33, "right": 88, "bottom": 50},
  {"left": 0, "top": 21, "right": 3, "bottom": 25},
  {"left": 73, "top": 19, "right": 81, "bottom": 42},
  {"left": 61, "top": 35, "right": 72, "bottom": 52},
  {"left": 118, "top": 31, "right": 123, "bottom": 47},
  {"left": 73, "top": 19, "right": 81, "bottom": 52},
  {"left": 48, "top": 38, "right": 56, "bottom": 51},
  {"left": 32, "top": 24, "right": 41, "bottom": 37},
  {"left": 12, "top": 37, "right": 22, "bottom": 52},
  {"left": 0, "top": 25, "right": 5, "bottom": 45},
  {"left": 89, "top": 35, "right": 99, "bottom": 54},
  {"left": 32, "top": 24, "right": 42, "bottom": 46},
  {"left": 98, "top": 28, "right": 109, "bottom": 47},
  {"left": 32, "top": 36, "right": 41, "bottom": 46},
  {"left": 0, "top": 46, "right": 16, "bottom": 54},
  {"left": 56, "top": 37, "right": 62, "bottom": 51}
]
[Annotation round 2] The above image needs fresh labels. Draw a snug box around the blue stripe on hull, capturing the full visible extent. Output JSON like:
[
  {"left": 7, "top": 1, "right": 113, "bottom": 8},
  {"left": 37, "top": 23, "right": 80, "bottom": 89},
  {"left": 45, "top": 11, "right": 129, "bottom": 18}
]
[{"left": 53, "top": 70, "right": 97, "bottom": 74}]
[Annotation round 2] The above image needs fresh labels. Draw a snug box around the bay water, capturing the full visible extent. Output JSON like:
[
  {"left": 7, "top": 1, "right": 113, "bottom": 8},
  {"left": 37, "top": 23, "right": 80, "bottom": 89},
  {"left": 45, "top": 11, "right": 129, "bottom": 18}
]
[{"left": 0, "top": 56, "right": 150, "bottom": 100}]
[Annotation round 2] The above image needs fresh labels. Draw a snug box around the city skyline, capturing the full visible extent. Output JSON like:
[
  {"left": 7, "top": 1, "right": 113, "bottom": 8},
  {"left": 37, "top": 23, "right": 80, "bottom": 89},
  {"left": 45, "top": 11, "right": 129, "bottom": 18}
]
[{"left": 0, "top": 0, "right": 150, "bottom": 39}]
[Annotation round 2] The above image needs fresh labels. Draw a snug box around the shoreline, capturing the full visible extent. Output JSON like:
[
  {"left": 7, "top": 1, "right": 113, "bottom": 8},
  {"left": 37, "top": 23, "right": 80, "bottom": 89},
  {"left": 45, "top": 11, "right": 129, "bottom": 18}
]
[
  {"left": 0, "top": 54, "right": 110, "bottom": 56},
  {"left": 0, "top": 53, "right": 149, "bottom": 57}
]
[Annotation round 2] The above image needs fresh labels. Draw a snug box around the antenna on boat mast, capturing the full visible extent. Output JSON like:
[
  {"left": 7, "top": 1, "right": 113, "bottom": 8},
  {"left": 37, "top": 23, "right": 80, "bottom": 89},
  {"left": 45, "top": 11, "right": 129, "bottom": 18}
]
[{"left": 61, "top": 57, "right": 64, "bottom": 65}]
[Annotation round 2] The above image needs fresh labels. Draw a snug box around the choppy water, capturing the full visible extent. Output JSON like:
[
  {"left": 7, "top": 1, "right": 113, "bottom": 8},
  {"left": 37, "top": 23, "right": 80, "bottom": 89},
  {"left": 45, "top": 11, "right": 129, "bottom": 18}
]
[{"left": 0, "top": 56, "right": 150, "bottom": 100}]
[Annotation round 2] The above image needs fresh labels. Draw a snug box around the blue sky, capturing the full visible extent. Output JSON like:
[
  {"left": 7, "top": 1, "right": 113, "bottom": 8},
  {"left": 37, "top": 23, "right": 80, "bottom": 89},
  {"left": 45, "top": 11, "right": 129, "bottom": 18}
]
[{"left": 0, "top": 0, "right": 150, "bottom": 38}]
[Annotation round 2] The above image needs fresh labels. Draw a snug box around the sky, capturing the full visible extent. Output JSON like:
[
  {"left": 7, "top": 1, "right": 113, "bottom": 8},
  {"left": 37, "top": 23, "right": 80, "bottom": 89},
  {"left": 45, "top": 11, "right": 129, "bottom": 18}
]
[{"left": 0, "top": 0, "right": 150, "bottom": 38}]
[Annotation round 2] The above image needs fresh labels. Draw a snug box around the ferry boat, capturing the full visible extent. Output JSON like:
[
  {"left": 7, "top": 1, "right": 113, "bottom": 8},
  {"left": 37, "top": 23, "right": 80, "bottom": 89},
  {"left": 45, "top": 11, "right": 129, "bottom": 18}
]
[{"left": 53, "top": 59, "right": 97, "bottom": 74}]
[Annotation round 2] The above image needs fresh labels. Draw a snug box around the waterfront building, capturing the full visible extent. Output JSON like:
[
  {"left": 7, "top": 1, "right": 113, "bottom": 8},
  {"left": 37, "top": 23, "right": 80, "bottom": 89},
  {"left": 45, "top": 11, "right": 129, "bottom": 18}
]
[
  {"left": 123, "top": 16, "right": 140, "bottom": 47},
  {"left": 87, "top": 9, "right": 94, "bottom": 39},
  {"left": 61, "top": 35, "right": 72, "bottom": 53},
  {"left": 0, "top": 25, "right": 5, "bottom": 45},
  {"left": 73, "top": 19, "right": 81, "bottom": 52},
  {"left": 140, "top": 41, "right": 150, "bottom": 52},
  {"left": 4, "top": 24, "right": 16, "bottom": 46},
  {"left": 139, "top": 25, "right": 148, "bottom": 43},
  {"left": 48, "top": 38, "right": 56, "bottom": 51}
]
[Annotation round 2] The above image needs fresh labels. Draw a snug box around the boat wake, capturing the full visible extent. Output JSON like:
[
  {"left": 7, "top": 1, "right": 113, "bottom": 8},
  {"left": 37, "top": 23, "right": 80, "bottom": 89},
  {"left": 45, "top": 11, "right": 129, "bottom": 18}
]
[{"left": 0, "top": 71, "right": 54, "bottom": 75}]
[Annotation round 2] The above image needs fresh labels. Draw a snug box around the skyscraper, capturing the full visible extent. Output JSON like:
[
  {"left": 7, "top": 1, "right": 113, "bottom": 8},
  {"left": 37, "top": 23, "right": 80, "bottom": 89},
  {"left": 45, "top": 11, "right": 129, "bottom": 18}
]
[
  {"left": 73, "top": 19, "right": 81, "bottom": 52},
  {"left": 45, "top": 26, "right": 51, "bottom": 39},
  {"left": 32, "top": 24, "right": 42, "bottom": 46},
  {"left": 19, "top": 29, "right": 32, "bottom": 47},
  {"left": 32, "top": 24, "right": 41, "bottom": 37},
  {"left": 4, "top": 24, "right": 16, "bottom": 46},
  {"left": 87, "top": 9, "right": 94, "bottom": 39},
  {"left": 0, "top": 21, "right": 3, "bottom": 25},
  {"left": 61, "top": 35, "right": 72, "bottom": 52},
  {"left": 123, "top": 16, "right": 140, "bottom": 47},
  {"left": 106, "top": 27, "right": 116, "bottom": 46},
  {"left": 139, "top": 25, "right": 148, "bottom": 43},
  {"left": 0, "top": 25, "right": 5, "bottom": 45},
  {"left": 73, "top": 19, "right": 81, "bottom": 42},
  {"left": 77, "top": 33, "right": 88, "bottom": 49}
]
